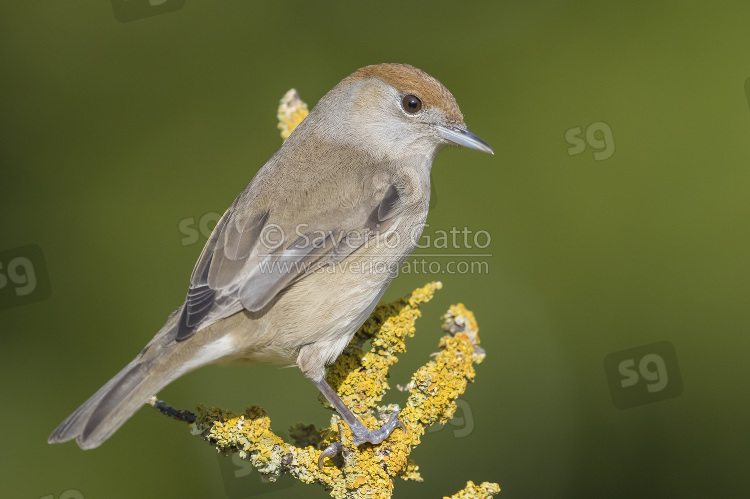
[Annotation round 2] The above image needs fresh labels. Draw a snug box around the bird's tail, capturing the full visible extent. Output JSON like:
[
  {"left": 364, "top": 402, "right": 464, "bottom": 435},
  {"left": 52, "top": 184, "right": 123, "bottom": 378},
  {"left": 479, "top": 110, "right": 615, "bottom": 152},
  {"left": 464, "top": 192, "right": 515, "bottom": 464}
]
[{"left": 48, "top": 312, "right": 198, "bottom": 449}]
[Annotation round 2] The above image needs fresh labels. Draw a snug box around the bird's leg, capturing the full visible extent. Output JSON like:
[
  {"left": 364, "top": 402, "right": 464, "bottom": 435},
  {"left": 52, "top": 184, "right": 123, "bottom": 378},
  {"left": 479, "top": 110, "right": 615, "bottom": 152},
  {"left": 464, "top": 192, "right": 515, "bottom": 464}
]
[{"left": 313, "top": 376, "right": 405, "bottom": 467}]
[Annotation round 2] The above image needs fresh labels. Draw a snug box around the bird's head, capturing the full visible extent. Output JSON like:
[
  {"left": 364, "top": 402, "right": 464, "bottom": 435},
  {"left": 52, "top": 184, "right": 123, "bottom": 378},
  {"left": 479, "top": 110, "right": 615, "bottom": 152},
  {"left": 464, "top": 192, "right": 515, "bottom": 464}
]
[{"left": 302, "top": 63, "right": 493, "bottom": 161}]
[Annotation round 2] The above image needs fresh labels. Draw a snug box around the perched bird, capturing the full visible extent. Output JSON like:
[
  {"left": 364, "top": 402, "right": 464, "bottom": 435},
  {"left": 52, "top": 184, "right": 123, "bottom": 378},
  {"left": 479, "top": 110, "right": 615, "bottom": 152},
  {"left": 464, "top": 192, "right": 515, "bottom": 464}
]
[{"left": 48, "top": 63, "right": 493, "bottom": 454}]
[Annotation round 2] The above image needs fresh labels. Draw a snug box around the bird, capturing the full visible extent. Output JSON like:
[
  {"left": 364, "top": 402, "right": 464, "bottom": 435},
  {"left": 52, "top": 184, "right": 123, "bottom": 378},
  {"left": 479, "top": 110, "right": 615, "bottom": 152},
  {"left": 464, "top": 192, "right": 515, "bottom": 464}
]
[{"left": 48, "top": 63, "right": 493, "bottom": 455}]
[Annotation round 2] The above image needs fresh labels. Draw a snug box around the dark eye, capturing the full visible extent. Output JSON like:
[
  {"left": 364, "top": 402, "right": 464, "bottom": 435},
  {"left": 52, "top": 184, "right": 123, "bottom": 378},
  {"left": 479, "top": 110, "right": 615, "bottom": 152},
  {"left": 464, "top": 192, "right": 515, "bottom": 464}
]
[{"left": 401, "top": 94, "right": 423, "bottom": 113}]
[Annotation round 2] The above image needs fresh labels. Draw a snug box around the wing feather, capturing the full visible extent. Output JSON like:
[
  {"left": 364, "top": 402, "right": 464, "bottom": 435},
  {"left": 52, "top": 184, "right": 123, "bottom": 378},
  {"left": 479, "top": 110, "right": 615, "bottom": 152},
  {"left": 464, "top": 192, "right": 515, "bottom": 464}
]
[{"left": 174, "top": 172, "right": 405, "bottom": 342}]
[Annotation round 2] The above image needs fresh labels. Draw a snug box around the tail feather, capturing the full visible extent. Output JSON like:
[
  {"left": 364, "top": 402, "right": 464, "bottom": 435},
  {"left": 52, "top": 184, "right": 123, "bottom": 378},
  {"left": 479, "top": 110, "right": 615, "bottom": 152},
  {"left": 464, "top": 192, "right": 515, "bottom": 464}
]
[
  {"left": 47, "top": 358, "right": 140, "bottom": 446},
  {"left": 48, "top": 359, "right": 156, "bottom": 449},
  {"left": 48, "top": 312, "right": 196, "bottom": 449},
  {"left": 79, "top": 362, "right": 152, "bottom": 448}
]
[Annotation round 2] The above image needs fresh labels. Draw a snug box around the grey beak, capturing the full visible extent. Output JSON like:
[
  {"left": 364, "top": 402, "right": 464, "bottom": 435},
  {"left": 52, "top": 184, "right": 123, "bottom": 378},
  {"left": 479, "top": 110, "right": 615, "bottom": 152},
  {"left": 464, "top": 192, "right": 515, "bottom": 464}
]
[{"left": 436, "top": 125, "right": 494, "bottom": 155}]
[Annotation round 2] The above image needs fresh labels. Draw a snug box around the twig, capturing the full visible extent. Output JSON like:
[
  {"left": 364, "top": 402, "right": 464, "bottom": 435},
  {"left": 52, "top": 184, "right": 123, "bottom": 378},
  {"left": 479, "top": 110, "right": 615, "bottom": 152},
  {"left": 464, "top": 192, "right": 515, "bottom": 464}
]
[{"left": 148, "top": 396, "right": 196, "bottom": 424}]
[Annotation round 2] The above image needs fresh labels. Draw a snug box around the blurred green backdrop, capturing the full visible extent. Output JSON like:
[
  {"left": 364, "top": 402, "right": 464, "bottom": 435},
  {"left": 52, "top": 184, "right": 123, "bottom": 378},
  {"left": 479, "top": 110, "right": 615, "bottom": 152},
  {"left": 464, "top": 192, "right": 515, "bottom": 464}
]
[{"left": 2, "top": 1, "right": 750, "bottom": 497}]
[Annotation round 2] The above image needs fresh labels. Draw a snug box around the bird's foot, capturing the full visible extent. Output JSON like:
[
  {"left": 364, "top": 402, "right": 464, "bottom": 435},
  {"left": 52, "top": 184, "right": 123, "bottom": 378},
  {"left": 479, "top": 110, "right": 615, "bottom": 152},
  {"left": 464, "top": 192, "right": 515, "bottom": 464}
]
[
  {"left": 351, "top": 411, "right": 406, "bottom": 446},
  {"left": 317, "top": 412, "right": 406, "bottom": 469}
]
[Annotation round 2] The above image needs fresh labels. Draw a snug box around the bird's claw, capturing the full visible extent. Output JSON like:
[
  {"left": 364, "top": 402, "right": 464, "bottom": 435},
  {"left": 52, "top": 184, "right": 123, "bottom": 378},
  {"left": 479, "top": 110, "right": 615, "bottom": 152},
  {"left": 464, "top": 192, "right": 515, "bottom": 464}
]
[
  {"left": 351, "top": 412, "right": 405, "bottom": 446},
  {"left": 317, "top": 412, "right": 406, "bottom": 469},
  {"left": 318, "top": 441, "right": 343, "bottom": 469}
]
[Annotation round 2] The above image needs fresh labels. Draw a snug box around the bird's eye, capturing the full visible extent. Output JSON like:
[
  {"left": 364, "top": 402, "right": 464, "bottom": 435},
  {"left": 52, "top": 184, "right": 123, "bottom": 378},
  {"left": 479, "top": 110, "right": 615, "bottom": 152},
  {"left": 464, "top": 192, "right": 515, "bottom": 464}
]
[{"left": 401, "top": 94, "right": 423, "bottom": 114}]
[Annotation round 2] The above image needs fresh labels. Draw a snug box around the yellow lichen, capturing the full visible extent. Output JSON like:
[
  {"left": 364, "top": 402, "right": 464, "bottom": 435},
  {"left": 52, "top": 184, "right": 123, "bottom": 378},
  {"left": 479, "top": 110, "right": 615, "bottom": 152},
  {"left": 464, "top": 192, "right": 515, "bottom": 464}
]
[
  {"left": 190, "top": 282, "right": 499, "bottom": 498},
  {"left": 441, "top": 304, "right": 485, "bottom": 364},
  {"left": 277, "top": 89, "right": 309, "bottom": 140},
  {"left": 444, "top": 481, "right": 502, "bottom": 499}
]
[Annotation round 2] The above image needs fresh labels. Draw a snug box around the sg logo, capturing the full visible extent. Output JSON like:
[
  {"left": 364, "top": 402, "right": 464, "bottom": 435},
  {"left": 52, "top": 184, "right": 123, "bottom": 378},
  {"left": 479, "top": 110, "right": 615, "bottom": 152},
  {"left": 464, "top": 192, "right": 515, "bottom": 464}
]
[
  {"left": 178, "top": 212, "right": 222, "bottom": 246},
  {"left": 565, "top": 121, "right": 615, "bottom": 161},
  {"left": 427, "top": 398, "right": 474, "bottom": 438},
  {"left": 0, "top": 245, "right": 51, "bottom": 311},
  {"left": 40, "top": 490, "right": 84, "bottom": 499},
  {"left": 218, "top": 446, "right": 296, "bottom": 498},
  {"left": 111, "top": 0, "right": 186, "bottom": 23},
  {"left": 618, "top": 354, "right": 669, "bottom": 393},
  {"left": 604, "top": 341, "right": 683, "bottom": 409}
]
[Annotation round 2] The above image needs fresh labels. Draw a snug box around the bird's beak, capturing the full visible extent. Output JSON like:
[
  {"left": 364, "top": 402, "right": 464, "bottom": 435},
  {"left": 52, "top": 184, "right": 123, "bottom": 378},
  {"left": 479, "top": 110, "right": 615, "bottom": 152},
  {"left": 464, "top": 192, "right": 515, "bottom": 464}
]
[{"left": 436, "top": 125, "right": 494, "bottom": 155}]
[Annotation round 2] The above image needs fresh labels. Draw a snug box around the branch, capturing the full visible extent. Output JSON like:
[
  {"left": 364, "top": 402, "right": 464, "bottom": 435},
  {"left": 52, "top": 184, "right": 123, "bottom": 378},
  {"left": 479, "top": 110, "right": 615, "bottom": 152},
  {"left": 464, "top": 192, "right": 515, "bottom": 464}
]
[
  {"left": 173, "top": 282, "right": 499, "bottom": 498},
  {"left": 444, "top": 481, "right": 502, "bottom": 499}
]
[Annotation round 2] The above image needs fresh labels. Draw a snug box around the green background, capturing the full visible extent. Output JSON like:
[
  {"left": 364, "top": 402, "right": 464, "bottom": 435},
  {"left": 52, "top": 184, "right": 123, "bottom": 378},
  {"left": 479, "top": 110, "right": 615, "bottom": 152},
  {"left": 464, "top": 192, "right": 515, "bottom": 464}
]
[{"left": 2, "top": 1, "right": 749, "bottom": 497}]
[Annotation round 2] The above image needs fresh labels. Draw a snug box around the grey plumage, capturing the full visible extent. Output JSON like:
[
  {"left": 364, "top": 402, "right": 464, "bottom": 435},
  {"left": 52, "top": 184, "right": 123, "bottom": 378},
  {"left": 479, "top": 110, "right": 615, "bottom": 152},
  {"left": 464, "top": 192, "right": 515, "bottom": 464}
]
[{"left": 48, "top": 63, "right": 492, "bottom": 450}]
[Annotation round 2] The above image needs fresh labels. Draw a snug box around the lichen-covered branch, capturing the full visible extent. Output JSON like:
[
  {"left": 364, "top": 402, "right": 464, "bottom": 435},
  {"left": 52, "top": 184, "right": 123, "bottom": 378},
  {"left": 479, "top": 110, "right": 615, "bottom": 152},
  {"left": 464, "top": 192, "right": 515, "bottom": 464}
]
[
  {"left": 277, "top": 88, "right": 309, "bottom": 140},
  {"left": 445, "top": 481, "right": 502, "bottom": 499},
  {"left": 188, "top": 282, "right": 499, "bottom": 498}
]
